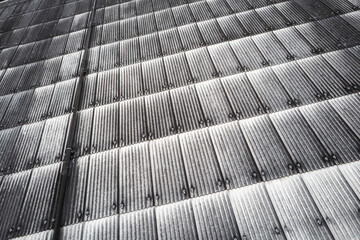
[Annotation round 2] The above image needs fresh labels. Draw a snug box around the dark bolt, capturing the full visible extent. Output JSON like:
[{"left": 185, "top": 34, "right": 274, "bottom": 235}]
[
  {"left": 332, "top": 155, "right": 337, "bottom": 160},
  {"left": 43, "top": 220, "right": 47, "bottom": 225},
  {"left": 112, "top": 204, "right": 116, "bottom": 209},
  {"left": 120, "top": 202, "right": 125, "bottom": 209},
  {"left": 16, "top": 227, "right": 20, "bottom": 231},
  {"left": 275, "top": 228, "right": 280, "bottom": 234},
  {"left": 182, "top": 188, "right": 187, "bottom": 195}
]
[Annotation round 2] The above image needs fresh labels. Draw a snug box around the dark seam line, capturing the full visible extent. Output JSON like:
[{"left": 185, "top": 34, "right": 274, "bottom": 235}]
[
  {"left": 298, "top": 175, "right": 336, "bottom": 240},
  {"left": 52, "top": 0, "right": 97, "bottom": 239},
  {"left": 263, "top": 184, "right": 289, "bottom": 240}
]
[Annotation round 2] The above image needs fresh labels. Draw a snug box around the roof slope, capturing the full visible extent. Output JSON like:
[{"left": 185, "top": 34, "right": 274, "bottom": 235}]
[{"left": 0, "top": 0, "right": 359, "bottom": 239}]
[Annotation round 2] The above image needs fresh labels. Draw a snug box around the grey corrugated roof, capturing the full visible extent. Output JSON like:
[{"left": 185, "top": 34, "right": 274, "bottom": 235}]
[{"left": 0, "top": 0, "right": 360, "bottom": 239}]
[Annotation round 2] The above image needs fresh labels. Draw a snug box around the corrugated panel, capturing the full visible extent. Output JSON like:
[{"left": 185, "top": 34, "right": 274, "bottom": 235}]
[
  {"left": 15, "top": 163, "right": 61, "bottom": 237},
  {"left": 98, "top": 42, "right": 120, "bottom": 71},
  {"left": 73, "top": 108, "right": 93, "bottom": 157},
  {"left": 0, "top": 126, "right": 20, "bottom": 173},
  {"left": 197, "top": 19, "right": 224, "bottom": 45},
  {"left": 62, "top": 156, "right": 88, "bottom": 225},
  {"left": 322, "top": 50, "right": 360, "bottom": 88},
  {"left": 154, "top": 8, "right": 176, "bottom": 31},
  {"left": 189, "top": 1, "right": 214, "bottom": 21},
  {"left": 319, "top": 16, "right": 360, "bottom": 47},
  {"left": 163, "top": 52, "right": 191, "bottom": 87},
  {"left": 91, "top": 25, "right": 103, "bottom": 47},
  {"left": 247, "top": 68, "right": 291, "bottom": 112},
  {"left": 91, "top": 103, "right": 119, "bottom": 153},
  {"left": 339, "top": 161, "right": 360, "bottom": 200},
  {"left": 56, "top": 17, "right": 74, "bottom": 35},
  {"left": 185, "top": 47, "right": 216, "bottom": 82},
  {"left": 119, "top": 1, "right": 136, "bottom": 20},
  {"left": 229, "top": 183, "right": 286, "bottom": 240},
  {"left": 256, "top": 5, "right": 288, "bottom": 30},
  {"left": 179, "top": 128, "right": 225, "bottom": 197},
  {"left": 65, "top": 30, "right": 86, "bottom": 53},
  {"left": 1, "top": 89, "right": 33, "bottom": 128},
  {"left": 71, "top": 12, "right": 88, "bottom": 32},
  {"left": 222, "top": 73, "right": 262, "bottom": 119},
  {"left": 9, "top": 42, "right": 35, "bottom": 67},
  {"left": 230, "top": 36, "right": 266, "bottom": 71},
  {"left": 272, "top": 61, "right": 317, "bottom": 105},
  {"left": 158, "top": 28, "right": 183, "bottom": 56},
  {"left": 295, "top": 22, "right": 338, "bottom": 52},
  {"left": 0, "top": 94, "right": 12, "bottom": 121},
  {"left": 209, "top": 121, "right": 261, "bottom": 188},
  {"left": 170, "top": 85, "right": 204, "bottom": 132},
  {"left": 10, "top": 122, "right": 45, "bottom": 173},
  {"left": 104, "top": 4, "right": 119, "bottom": 24},
  {"left": 302, "top": 167, "right": 360, "bottom": 239},
  {"left": 58, "top": 51, "right": 82, "bottom": 81},
  {"left": 240, "top": 115, "right": 296, "bottom": 180},
  {"left": 145, "top": 91, "right": 176, "bottom": 139},
  {"left": 207, "top": 0, "right": 232, "bottom": 17},
  {"left": 208, "top": 42, "right": 241, "bottom": 77},
  {"left": 0, "top": 46, "right": 17, "bottom": 69},
  {"left": 85, "top": 149, "right": 119, "bottom": 221},
  {"left": 11, "top": 230, "right": 53, "bottom": 240},
  {"left": 270, "top": 108, "right": 333, "bottom": 171},
  {"left": 172, "top": 5, "right": 194, "bottom": 26},
  {"left": 119, "top": 17, "right": 137, "bottom": 40},
  {"left": 142, "top": 58, "right": 167, "bottom": 95},
  {"left": 274, "top": 26, "right": 314, "bottom": 59},
  {"left": 225, "top": 0, "right": 250, "bottom": 12},
  {"left": 297, "top": 55, "right": 348, "bottom": 98},
  {"left": 139, "top": 32, "right": 161, "bottom": 61},
  {"left": 348, "top": 45, "right": 360, "bottom": 59},
  {"left": 119, "top": 38, "right": 139, "bottom": 66},
  {"left": 341, "top": 11, "right": 360, "bottom": 32},
  {"left": 0, "top": 170, "right": 31, "bottom": 240},
  {"left": 236, "top": 10, "right": 267, "bottom": 35},
  {"left": 274, "top": 1, "right": 311, "bottom": 24},
  {"left": 119, "top": 208, "right": 156, "bottom": 240},
  {"left": 48, "top": 79, "right": 76, "bottom": 117},
  {"left": 192, "top": 192, "right": 240, "bottom": 240},
  {"left": 7, "top": 28, "right": 28, "bottom": 47},
  {"left": 266, "top": 175, "right": 333, "bottom": 239},
  {"left": 150, "top": 135, "right": 189, "bottom": 205},
  {"left": 46, "top": 35, "right": 68, "bottom": 59},
  {"left": 17, "top": 61, "right": 44, "bottom": 91},
  {"left": 0, "top": 66, "right": 25, "bottom": 95},
  {"left": 119, "top": 143, "right": 153, "bottom": 212},
  {"left": 96, "top": 68, "right": 119, "bottom": 105},
  {"left": 329, "top": 94, "right": 360, "bottom": 138},
  {"left": 119, "top": 97, "right": 146, "bottom": 146},
  {"left": 80, "top": 73, "right": 97, "bottom": 109},
  {"left": 178, "top": 23, "right": 202, "bottom": 50},
  {"left": 252, "top": 32, "right": 289, "bottom": 65},
  {"left": 35, "top": 115, "right": 69, "bottom": 166},
  {"left": 87, "top": 46, "right": 100, "bottom": 74},
  {"left": 195, "top": 79, "right": 233, "bottom": 125},
  {"left": 156, "top": 200, "right": 197, "bottom": 239},
  {"left": 300, "top": 101, "right": 360, "bottom": 164},
  {"left": 293, "top": 0, "right": 333, "bottom": 19},
  {"left": 320, "top": 0, "right": 355, "bottom": 14},
  {"left": 137, "top": 13, "right": 156, "bottom": 36},
  {"left": 217, "top": 15, "right": 244, "bottom": 40},
  {"left": 83, "top": 215, "right": 118, "bottom": 240},
  {"left": 119, "top": 63, "right": 142, "bottom": 100},
  {"left": 59, "top": 222, "right": 83, "bottom": 240}
]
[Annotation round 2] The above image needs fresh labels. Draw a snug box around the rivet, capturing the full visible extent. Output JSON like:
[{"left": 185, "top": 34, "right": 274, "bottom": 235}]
[
  {"left": 43, "top": 220, "right": 47, "bottom": 225},
  {"left": 316, "top": 219, "right": 322, "bottom": 226},
  {"left": 182, "top": 188, "right": 187, "bottom": 195},
  {"left": 296, "top": 162, "right": 301, "bottom": 168},
  {"left": 332, "top": 154, "right": 337, "bottom": 160},
  {"left": 120, "top": 202, "right": 125, "bottom": 209},
  {"left": 288, "top": 164, "right": 293, "bottom": 170},
  {"left": 275, "top": 227, "right": 280, "bottom": 234},
  {"left": 77, "top": 212, "right": 82, "bottom": 218},
  {"left": 261, "top": 170, "right": 265, "bottom": 176},
  {"left": 16, "top": 226, "right": 20, "bottom": 231},
  {"left": 225, "top": 178, "right": 230, "bottom": 184},
  {"left": 217, "top": 180, "right": 222, "bottom": 186},
  {"left": 323, "top": 156, "right": 329, "bottom": 161},
  {"left": 155, "top": 195, "right": 159, "bottom": 200},
  {"left": 9, "top": 227, "right": 13, "bottom": 233},
  {"left": 252, "top": 172, "right": 257, "bottom": 178},
  {"left": 190, "top": 186, "right": 195, "bottom": 192},
  {"left": 112, "top": 203, "right": 116, "bottom": 209}
]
